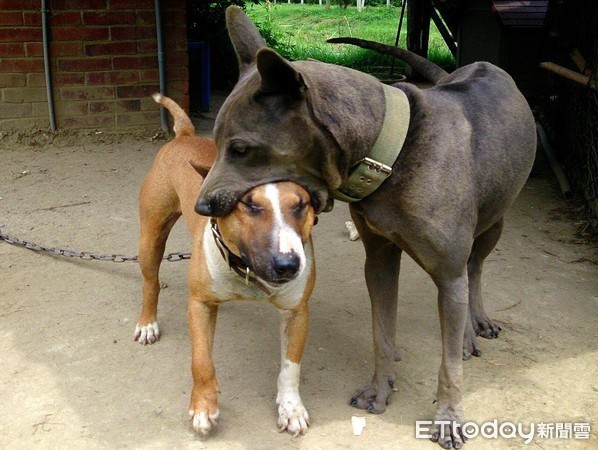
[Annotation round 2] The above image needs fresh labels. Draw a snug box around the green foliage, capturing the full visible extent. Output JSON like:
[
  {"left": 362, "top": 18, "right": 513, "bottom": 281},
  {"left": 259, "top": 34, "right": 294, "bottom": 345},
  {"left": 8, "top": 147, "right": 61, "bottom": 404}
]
[{"left": 245, "top": 2, "right": 455, "bottom": 77}]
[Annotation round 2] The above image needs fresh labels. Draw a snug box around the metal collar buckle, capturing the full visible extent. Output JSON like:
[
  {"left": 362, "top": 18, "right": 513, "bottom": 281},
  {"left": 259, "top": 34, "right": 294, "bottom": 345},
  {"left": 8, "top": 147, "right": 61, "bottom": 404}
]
[{"left": 360, "top": 156, "right": 393, "bottom": 175}]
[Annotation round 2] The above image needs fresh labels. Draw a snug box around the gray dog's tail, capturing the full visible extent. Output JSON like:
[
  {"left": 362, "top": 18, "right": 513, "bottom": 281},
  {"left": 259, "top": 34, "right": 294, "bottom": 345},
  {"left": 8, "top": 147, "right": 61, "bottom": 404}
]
[{"left": 327, "top": 37, "right": 449, "bottom": 84}]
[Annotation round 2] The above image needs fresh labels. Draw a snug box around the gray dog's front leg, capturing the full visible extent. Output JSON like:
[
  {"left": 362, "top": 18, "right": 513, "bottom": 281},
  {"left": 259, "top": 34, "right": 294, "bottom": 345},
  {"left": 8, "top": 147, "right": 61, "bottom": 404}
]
[
  {"left": 431, "top": 274, "right": 469, "bottom": 449},
  {"left": 350, "top": 215, "right": 401, "bottom": 414}
]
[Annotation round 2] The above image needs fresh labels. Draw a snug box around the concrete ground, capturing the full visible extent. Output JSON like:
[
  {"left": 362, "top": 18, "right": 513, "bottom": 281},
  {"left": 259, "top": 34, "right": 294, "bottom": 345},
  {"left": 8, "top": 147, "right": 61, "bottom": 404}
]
[{"left": 0, "top": 98, "right": 596, "bottom": 449}]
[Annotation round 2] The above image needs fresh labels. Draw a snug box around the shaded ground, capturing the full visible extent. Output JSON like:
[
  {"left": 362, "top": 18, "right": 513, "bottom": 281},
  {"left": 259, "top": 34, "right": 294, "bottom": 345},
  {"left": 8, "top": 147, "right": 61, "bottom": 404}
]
[{"left": 0, "top": 111, "right": 596, "bottom": 448}]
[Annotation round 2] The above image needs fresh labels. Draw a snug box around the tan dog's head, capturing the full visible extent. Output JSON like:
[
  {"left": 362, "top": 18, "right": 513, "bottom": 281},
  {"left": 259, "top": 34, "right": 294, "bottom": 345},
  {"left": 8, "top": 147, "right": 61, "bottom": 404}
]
[
  {"left": 196, "top": 6, "right": 385, "bottom": 218},
  {"left": 216, "top": 181, "right": 316, "bottom": 285}
]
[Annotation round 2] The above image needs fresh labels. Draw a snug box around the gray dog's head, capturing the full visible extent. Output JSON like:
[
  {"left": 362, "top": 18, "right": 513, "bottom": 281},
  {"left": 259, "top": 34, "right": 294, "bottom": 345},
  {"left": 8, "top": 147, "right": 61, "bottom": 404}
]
[{"left": 195, "top": 6, "right": 385, "bottom": 217}]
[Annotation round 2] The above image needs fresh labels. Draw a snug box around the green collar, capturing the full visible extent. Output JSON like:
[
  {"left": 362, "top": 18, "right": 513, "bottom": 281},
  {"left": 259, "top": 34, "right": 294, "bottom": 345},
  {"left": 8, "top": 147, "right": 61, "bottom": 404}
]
[{"left": 331, "top": 84, "right": 410, "bottom": 202}]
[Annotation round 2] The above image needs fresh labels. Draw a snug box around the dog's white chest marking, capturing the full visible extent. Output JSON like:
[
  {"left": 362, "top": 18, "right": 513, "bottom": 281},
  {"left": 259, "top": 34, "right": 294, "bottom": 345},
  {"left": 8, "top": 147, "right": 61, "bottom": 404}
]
[{"left": 204, "top": 184, "right": 311, "bottom": 309}]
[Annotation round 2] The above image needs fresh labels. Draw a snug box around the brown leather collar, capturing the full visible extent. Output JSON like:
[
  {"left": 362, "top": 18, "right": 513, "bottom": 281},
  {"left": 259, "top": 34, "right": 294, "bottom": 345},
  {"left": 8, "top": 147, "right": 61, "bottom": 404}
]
[{"left": 210, "top": 218, "right": 272, "bottom": 296}]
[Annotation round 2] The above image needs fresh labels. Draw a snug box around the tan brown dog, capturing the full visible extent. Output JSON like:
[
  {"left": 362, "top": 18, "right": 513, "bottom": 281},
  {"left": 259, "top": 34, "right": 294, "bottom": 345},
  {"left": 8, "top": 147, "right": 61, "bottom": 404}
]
[{"left": 134, "top": 94, "right": 317, "bottom": 437}]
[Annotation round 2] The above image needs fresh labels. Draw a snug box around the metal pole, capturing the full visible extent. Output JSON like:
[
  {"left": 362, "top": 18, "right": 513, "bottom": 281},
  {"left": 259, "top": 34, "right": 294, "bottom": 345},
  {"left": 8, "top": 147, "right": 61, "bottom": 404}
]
[
  {"left": 41, "top": 0, "right": 56, "bottom": 132},
  {"left": 155, "top": 0, "right": 168, "bottom": 131}
]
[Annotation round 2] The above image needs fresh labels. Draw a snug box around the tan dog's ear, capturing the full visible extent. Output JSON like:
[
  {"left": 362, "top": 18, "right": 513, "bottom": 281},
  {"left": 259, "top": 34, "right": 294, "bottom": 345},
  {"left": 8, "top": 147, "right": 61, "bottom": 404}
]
[
  {"left": 256, "top": 48, "right": 307, "bottom": 97},
  {"left": 189, "top": 160, "right": 210, "bottom": 178},
  {"left": 226, "top": 6, "right": 267, "bottom": 74}
]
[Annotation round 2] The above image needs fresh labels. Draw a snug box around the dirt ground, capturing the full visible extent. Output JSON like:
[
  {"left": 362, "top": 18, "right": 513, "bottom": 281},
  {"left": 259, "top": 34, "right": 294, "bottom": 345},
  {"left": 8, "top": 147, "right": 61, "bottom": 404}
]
[{"left": 1, "top": 107, "right": 597, "bottom": 449}]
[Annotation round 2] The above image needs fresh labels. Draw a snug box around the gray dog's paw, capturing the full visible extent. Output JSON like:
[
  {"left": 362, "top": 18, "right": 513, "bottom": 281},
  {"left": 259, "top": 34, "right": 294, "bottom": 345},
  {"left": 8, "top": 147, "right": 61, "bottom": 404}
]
[
  {"left": 462, "top": 336, "right": 482, "bottom": 361},
  {"left": 350, "top": 377, "right": 396, "bottom": 414},
  {"left": 463, "top": 326, "right": 482, "bottom": 361},
  {"left": 431, "top": 421, "right": 467, "bottom": 449},
  {"left": 473, "top": 315, "right": 501, "bottom": 339}
]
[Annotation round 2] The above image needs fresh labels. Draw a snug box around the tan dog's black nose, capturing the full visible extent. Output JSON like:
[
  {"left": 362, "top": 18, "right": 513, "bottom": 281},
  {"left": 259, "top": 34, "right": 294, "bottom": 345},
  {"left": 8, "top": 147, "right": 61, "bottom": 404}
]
[{"left": 272, "top": 253, "right": 300, "bottom": 279}]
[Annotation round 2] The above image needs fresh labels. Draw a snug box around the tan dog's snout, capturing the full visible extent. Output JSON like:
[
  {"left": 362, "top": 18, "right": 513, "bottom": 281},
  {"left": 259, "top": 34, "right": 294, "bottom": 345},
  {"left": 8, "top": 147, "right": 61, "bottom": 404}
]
[{"left": 217, "top": 182, "right": 315, "bottom": 285}]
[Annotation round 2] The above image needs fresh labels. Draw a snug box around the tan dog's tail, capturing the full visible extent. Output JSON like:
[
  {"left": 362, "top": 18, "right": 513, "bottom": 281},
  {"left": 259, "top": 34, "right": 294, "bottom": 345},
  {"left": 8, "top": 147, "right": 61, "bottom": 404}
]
[
  {"left": 152, "top": 93, "right": 195, "bottom": 138},
  {"left": 327, "top": 37, "right": 449, "bottom": 84}
]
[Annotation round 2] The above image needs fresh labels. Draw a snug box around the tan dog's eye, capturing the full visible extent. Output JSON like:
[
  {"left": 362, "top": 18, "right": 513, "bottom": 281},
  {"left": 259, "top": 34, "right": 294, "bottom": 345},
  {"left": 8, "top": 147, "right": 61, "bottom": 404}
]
[
  {"left": 292, "top": 200, "right": 307, "bottom": 218},
  {"left": 241, "top": 199, "right": 263, "bottom": 216}
]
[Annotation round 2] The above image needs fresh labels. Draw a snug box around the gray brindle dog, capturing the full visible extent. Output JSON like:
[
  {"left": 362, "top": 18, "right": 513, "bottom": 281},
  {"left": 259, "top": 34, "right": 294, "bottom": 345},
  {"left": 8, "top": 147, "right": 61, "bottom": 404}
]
[{"left": 196, "top": 7, "right": 536, "bottom": 448}]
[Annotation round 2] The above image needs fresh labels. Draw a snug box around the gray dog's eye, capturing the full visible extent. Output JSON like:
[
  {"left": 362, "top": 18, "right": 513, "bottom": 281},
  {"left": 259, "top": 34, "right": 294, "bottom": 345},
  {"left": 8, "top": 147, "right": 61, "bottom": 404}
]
[{"left": 228, "top": 143, "right": 248, "bottom": 158}]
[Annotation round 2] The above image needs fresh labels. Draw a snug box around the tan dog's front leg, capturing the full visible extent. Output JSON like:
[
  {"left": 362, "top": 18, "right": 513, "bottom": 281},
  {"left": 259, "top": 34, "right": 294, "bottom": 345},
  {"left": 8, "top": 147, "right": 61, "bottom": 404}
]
[
  {"left": 277, "top": 305, "right": 310, "bottom": 436},
  {"left": 188, "top": 300, "right": 220, "bottom": 435}
]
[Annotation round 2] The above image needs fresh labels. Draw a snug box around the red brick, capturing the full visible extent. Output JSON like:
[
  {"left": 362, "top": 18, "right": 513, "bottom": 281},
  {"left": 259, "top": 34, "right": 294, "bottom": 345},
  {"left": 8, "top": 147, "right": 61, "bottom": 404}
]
[
  {"left": 166, "top": 66, "right": 187, "bottom": 82},
  {"left": 162, "top": 10, "right": 185, "bottom": 24},
  {"left": 60, "top": 86, "right": 114, "bottom": 100},
  {"left": 3, "top": 87, "right": 47, "bottom": 102},
  {"left": 50, "top": 42, "right": 83, "bottom": 57},
  {"left": 110, "top": 25, "right": 154, "bottom": 40},
  {"left": 0, "top": 73, "right": 26, "bottom": 87},
  {"left": 57, "top": 57, "right": 112, "bottom": 72},
  {"left": 0, "top": 58, "right": 44, "bottom": 72},
  {"left": 0, "top": 11, "right": 23, "bottom": 25},
  {"left": 137, "top": 39, "right": 157, "bottom": 53},
  {"left": 166, "top": 51, "right": 188, "bottom": 67},
  {"left": 32, "top": 101, "right": 54, "bottom": 117},
  {"left": 86, "top": 71, "right": 138, "bottom": 85},
  {"left": 59, "top": 114, "right": 114, "bottom": 129},
  {"left": 0, "top": 117, "right": 50, "bottom": 131},
  {"left": 45, "top": 72, "right": 86, "bottom": 86},
  {"left": 85, "top": 41, "right": 136, "bottom": 56},
  {"left": 53, "top": 27, "right": 109, "bottom": 41},
  {"left": 108, "top": 0, "right": 153, "bottom": 9},
  {"left": 163, "top": 28, "right": 187, "bottom": 42},
  {"left": 83, "top": 11, "right": 136, "bottom": 26},
  {"left": 139, "top": 69, "right": 158, "bottom": 83},
  {"left": 54, "top": 101, "right": 88, "bottom": 116},
  {"left": 0, "top": 43, "right": 25, "bottom": 57},
  {"left": 167, "top": 80, "right": 187, "bottom": 97},
  {"left": 112, "top": 55, "right": 156, "bottom": 70},
  {"left": 116, "top": 84, "right": 158, "bottom": 99},
  {"left": 115, "top": 110, "right": 158, "bottom": 126},
  {"left": 0, "top": 28, "right": 42, "bottom": 42},
  {"left": 27, "top": 73, "right": 47, "bottom": 86},
  {"left": 168, "top": 1, "right": 186, "bottom": 8},
  {"left": 52, "top": 0, "right": 107, "bottom": 9},
  {"left": 0, "top": 0, "right": 39, "bottom": 9},
  {"left": 89, "top": 99, "right": 140, "bottom": 113},
  {"left": 0, "top": 102, "right": 33, "bottom": 119},
  {"left": 50, "top": 12, "right": 82, "bottom": 26},
  {"left": 23, "top": 11, "right": 41, "bottom": 26},
  {"left": 135, "top": 10, "right": 155, "bottom": 26},
  {"left": 25, "top": 42, "right": 44, "bottom": 57}
]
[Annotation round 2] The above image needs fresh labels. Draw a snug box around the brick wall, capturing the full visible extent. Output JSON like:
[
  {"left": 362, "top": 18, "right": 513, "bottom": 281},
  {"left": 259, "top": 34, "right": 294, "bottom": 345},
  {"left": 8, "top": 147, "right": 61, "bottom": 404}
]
[{"left": 0, "top": 0, "right": 188, "bottom": 132}]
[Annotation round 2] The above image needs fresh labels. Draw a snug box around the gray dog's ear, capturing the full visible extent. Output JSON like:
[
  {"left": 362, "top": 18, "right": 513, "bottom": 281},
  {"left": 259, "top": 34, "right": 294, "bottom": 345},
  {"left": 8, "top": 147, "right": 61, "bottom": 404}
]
[
  {"left": 226, "top": 6, "right": 267, "bottom": 74},
  {"left": 256, "top": 48, "right": 307, "bottom": 96}
]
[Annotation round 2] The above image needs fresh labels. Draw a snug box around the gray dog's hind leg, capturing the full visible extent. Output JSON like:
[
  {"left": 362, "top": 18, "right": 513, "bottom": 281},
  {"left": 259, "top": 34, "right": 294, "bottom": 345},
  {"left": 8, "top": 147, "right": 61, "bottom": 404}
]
[
  {"left": 463, "top": 218, "right": 504, "bottom": 359},
  {"left": 349, "top": 213, "right": 401, "bottom": 414},
  {"left": 468, "top": 218, "right": 504, "bottom": 336}
]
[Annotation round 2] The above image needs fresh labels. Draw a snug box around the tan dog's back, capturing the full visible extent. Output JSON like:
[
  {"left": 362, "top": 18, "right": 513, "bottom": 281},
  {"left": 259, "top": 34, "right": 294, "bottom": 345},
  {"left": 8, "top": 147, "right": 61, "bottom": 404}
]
[{"left": 140, "top": 95, "right": 216, "bottom": 234}]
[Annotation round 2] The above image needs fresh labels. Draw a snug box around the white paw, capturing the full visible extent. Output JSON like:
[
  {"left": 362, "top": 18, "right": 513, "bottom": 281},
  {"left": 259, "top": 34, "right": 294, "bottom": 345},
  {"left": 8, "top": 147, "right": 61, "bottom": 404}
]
[
  {"left": 277, "top": 394, "right": 310, "bottom": 437},
  {"left": 345, "top": 220, "right": 360, "bottom": 241},
  {"left": 133, "top": 322, "right": 160, "bottom": 345},
  {"left": 189, "top": 409, "right": 220, "bottom": 436}
]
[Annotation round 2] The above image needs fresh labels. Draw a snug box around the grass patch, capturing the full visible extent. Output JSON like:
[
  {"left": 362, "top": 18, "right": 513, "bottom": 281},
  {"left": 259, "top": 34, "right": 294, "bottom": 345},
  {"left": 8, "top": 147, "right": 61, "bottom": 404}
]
[{"left": 245, "top": 2, "right": 455, "bottom": 78}]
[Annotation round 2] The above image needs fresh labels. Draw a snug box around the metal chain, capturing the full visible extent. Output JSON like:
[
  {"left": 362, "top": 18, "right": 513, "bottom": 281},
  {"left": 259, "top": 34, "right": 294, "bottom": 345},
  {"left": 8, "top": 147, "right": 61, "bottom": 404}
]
[{"left": 0, "top": 225, "right": 191, "bottom": 263}]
